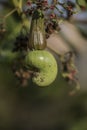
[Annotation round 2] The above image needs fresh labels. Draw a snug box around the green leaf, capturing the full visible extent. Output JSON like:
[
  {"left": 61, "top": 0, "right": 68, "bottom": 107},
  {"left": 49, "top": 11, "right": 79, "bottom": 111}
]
[{"left": 76, "top": 0, "right": 87, "bottom": 8}]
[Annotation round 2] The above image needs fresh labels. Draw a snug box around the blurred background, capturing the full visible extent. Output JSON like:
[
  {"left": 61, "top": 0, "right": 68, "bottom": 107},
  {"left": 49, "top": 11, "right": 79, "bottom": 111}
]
[{"left": 0, "top": 0, "right": 87, "bottom": 130}]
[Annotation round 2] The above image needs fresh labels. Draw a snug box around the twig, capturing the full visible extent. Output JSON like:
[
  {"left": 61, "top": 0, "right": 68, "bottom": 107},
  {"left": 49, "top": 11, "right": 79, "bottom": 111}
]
[{"left": 4, "top": 8, "right": 17, "bottom": 19}]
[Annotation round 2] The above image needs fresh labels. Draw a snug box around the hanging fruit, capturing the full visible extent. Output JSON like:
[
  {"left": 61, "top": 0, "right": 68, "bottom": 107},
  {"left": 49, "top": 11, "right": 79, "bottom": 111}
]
[
  {"left": 28, "top": 9, "right": 47, "bottom": 50},
  {"left": 0, "top": 0, "right": 80, "bottom": 93}
]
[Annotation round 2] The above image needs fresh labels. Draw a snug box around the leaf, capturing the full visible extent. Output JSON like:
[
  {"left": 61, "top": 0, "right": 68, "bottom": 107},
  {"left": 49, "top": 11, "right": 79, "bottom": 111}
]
[
  {"left": 77, "top": 0, "right": 86, "bottom": 6},
  {"left": 76, "top": 0, "right": 87, "bottom": 10}
]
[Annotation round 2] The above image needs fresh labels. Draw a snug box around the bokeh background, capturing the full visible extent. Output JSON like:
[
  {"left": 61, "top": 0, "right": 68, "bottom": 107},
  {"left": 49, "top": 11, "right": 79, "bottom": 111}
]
[{"left": 0, "top": 0, "right": 87, "bottom": 130}]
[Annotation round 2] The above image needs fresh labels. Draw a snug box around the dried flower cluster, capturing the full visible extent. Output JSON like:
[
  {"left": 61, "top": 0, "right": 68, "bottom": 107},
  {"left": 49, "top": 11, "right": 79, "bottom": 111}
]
[
  {"left": 60, "top": 51, "right": 80, "bottom": 95},
  {"left": 24, "top": 0, "right": 76, "bottom": 38},
  {"left": 12, "top": 34, "right": 29, "bottom": 52}
]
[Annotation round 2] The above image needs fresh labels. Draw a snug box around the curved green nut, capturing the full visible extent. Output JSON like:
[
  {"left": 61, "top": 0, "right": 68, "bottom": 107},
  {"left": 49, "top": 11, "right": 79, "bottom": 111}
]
[{"left": 25, "top": 50, "right": 58, "bottom": 87}]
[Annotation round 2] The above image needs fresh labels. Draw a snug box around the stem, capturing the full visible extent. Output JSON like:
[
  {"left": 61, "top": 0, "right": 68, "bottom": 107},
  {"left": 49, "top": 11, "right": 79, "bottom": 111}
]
[
  {"left": 52, "top": 1, "right": 66, "bottom": 14},
  {"left": 12, "top": 0, "right": 29, "bottom": 30},
  {"left": 55, "top": 6, "right": 63, "bottom": 14},
  {"left": 12, "top": 0, "right": 22, "bottom": 14},
  {"left": 56, "top": 1, "right": 69, "bottom": 10},
  {"left": 57, "top": 1, "right": 65, "bottom": 6},
  {"left": 4, "top": 8, "right": 17, "bottom": 19}
]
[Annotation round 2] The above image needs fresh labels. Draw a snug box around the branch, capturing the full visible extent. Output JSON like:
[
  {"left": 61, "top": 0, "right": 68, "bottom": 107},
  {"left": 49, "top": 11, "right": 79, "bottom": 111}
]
[
  {"left": 12, "top": 0, "right": 22, "bottom": 14},
  {"left": 0, "top": 50, "right": 18, "bottom": 64}
]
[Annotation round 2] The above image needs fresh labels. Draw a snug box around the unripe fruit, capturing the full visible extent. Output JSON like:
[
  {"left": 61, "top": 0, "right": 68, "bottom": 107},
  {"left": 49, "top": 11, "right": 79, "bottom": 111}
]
[{"left": 28, "top": 10, "right": 47, "bottom": 50}]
